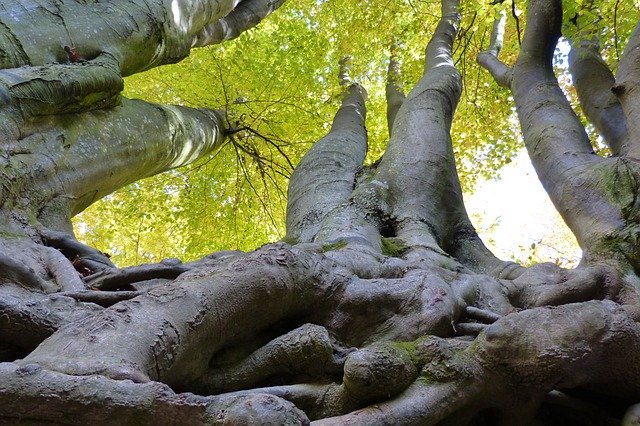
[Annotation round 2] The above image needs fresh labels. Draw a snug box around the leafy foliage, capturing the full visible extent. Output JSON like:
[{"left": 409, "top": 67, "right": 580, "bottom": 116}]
[{"left": 74, "top": 0, "right": 639, "bottom": 266}]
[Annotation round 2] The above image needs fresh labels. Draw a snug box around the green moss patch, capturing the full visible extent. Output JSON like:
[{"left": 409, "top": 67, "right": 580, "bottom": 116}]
[
  {"left": 321, "top": 239, "right": 348, "bottom": 252},
  {"left": 381, "top": 237, "right": 407, "bottom": 257}
]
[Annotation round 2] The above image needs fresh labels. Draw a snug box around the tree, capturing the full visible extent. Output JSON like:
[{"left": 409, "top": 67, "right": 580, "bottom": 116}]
[{"left": 1, "top": 0, "right": 640, "bottom": 423}]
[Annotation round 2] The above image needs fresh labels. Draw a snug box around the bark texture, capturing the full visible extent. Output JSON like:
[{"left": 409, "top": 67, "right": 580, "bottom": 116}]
[{"left": 2, "top": 0, "right": 640, "bottom": 424}]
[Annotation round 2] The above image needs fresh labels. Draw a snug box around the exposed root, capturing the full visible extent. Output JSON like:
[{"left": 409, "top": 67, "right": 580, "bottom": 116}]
[
  {"left": 464, "top": 306, "right": 502, "bottom": 323},
  {"left": 0, "top": 362, "right": 310, "bottom": 425},
  {"left": 40, "top": 229, "right": 115, "bottom": 275},
  {"left": 42, "top": 245, "right": 87, "bottom": 291},
  {"left": 475, "top": 301, "right": 640, "bottom": 400},
  {"left": 454, "top": 322, "right": 489, "bottom": 336},
  {"left": 0, "top": 286, "right": 102, "bottom": 351},
  {"left": 193, "top": 323, "right": 350, "bottom": 394},
  {"left": 508, "top": 263, "right": 618, "bottom": 308},
  {"left": 85, "top": 260, "right": 190, "bottom": 290},
  {"left": 218, "top": 383, "right": 345, "bottom": 420},
  {"left": 0, "top": 253, "right": 53, "bottom": 292},
  {"left": 13, "top": 237, "right": 637, "bottom": 424},
  {"left": 57, "top": 290, "right": 143, "bottom": 307},
  {"left": 341, "top": 343, "right": 418, "bottom": 404},
  {"left": 454, "top": 306, "right": 502, "bottom": 336},
  {"left": 213, "top": 341, "right": 423, "bottom": 420},
  {"left": 245, "top": 300, "right": 640, "bottom": 424},
  {"left": 312, "top": 380, "right": 473, "bottom": 425}
]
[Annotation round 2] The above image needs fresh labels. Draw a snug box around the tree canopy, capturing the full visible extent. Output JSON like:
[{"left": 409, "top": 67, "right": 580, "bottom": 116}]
[{"left": 75, "top": 0, "right": 640, "bottom": 266}]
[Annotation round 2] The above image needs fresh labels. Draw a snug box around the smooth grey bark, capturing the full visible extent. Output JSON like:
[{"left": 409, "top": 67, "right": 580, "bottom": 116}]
[
  {"left": 0, "top": 0, "right": 285, "bottom": 230},
  {"left": 0, "top": 0, "right": 285, "bottom": 75},
  {"left": 616, "top": 20, "right": 640, "bottom": 154},
  {"left": 374, "top": 0, "right": 465, "bottom": 251},
  {"left": 480, "top": 0, "right": 640, "bottom": 277},
  {"left": 0, "top": 1, "right": 306, "bottom": 421},
  {"left": 0, "top": 362, "right": 309, "bottom": 425},
  {"left": 386, "top": 42, "right": 405, "bottom": 135},
  {"left": 569, "top": 33, "right": 630, "bottom": 155},
  {"left": 285, "top": 59, "right": 368, "bottom": 244},
  {"left": 477, "top": 12, "right": 511, "bottom": 87},
  {"left": 2, "top": 0, "right": 640, "bottom": 424},
  {"left": 194, "top": 0, "right": 287, "bottom": 45}
]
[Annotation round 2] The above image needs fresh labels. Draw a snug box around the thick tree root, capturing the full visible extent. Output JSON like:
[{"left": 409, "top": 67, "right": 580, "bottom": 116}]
[
  {"left": 0, "top": 253, "right": 53, "bottom": 292},
  {"left": 0, "top": 286, "right": 101, "bottom": 351},
  {"left": 40, "top": 229, "right": 116, "bottom": 274},
  {"left": 11, "top": 240, "right": 636, "bottom": 424},
  {"left": 194, "top": 323, "right": 350, "bottom": 394},
  {"left": 211, "top": 341, "right": 424, "bottom": 420},
  {"left": 475, "top": 300, "right": 640, "bottom": 394},
  {"left": 309, "top": 337, "right": 478, "bottom": 425},
  {"left": 0, "top": 362, "right": 309, "bottom": 425},
  {"left": 85, "top": 261, "right": 190, "bottom": 290},
  {"left": 84, "top": 252, "right": 244, "bottom": 291}
]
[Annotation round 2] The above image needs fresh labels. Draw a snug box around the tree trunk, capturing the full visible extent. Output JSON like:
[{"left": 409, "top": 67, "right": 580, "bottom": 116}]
[{"left": 2, "top": 0, "right": 640, "bottom": 424}]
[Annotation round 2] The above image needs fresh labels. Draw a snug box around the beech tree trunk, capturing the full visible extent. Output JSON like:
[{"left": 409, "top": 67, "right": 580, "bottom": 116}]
[{"left": 2, "top": 0, "right": 640, "bottom": 424}]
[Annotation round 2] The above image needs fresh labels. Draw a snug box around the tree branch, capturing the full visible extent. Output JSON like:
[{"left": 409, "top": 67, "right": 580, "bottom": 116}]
[
  {"left": 373, "top": 0, "right": 463, "bottom": 252},
  {"left": 338, "top": 56, "right": 353, "bottom": 86},
  {"left": 0, "top": 53, "right": 123, "bottom": 117},
  {"left": 386, "top": 41, "right": 406, "bottom": 135},
  {"left": 16, "top": 99, "right": 226, "bottom": 223},
  {"left": 285, "top": 65, "right": 368, "bottom": 243},
  {"left": 0, "top": 0, "right": 287, "bottom": 76},
  {"left": 510, "top": 0, "right": 595, "bottom": 165},
  {"left": 615, "top": 20, "right": 640, "bottom": 155},
  {"left": 477, "top": 12, "right": 512, "bottom": 88},
  {"left": 194, "top": 0, "right": 287, "bottom": 46},
  {"left": 371, "top": 0, "right": 505, "bottom": 275},
  {"left": 480, "top": 0, "right": 640, "bottom": 262},
  {"left": 568, "top": 8, "right": 629, "bottom": 155}
]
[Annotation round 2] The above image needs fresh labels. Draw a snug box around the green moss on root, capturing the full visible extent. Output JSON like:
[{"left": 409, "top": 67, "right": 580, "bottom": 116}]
[
  {"left": 381, "top": 237, "right": 407, "bottom": 257},
  {"left": 280, "top": 236, "right": 300, "bottom": 246},
  {"left": 322, "top": 240, "right": 348, "bottom": 252}
]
